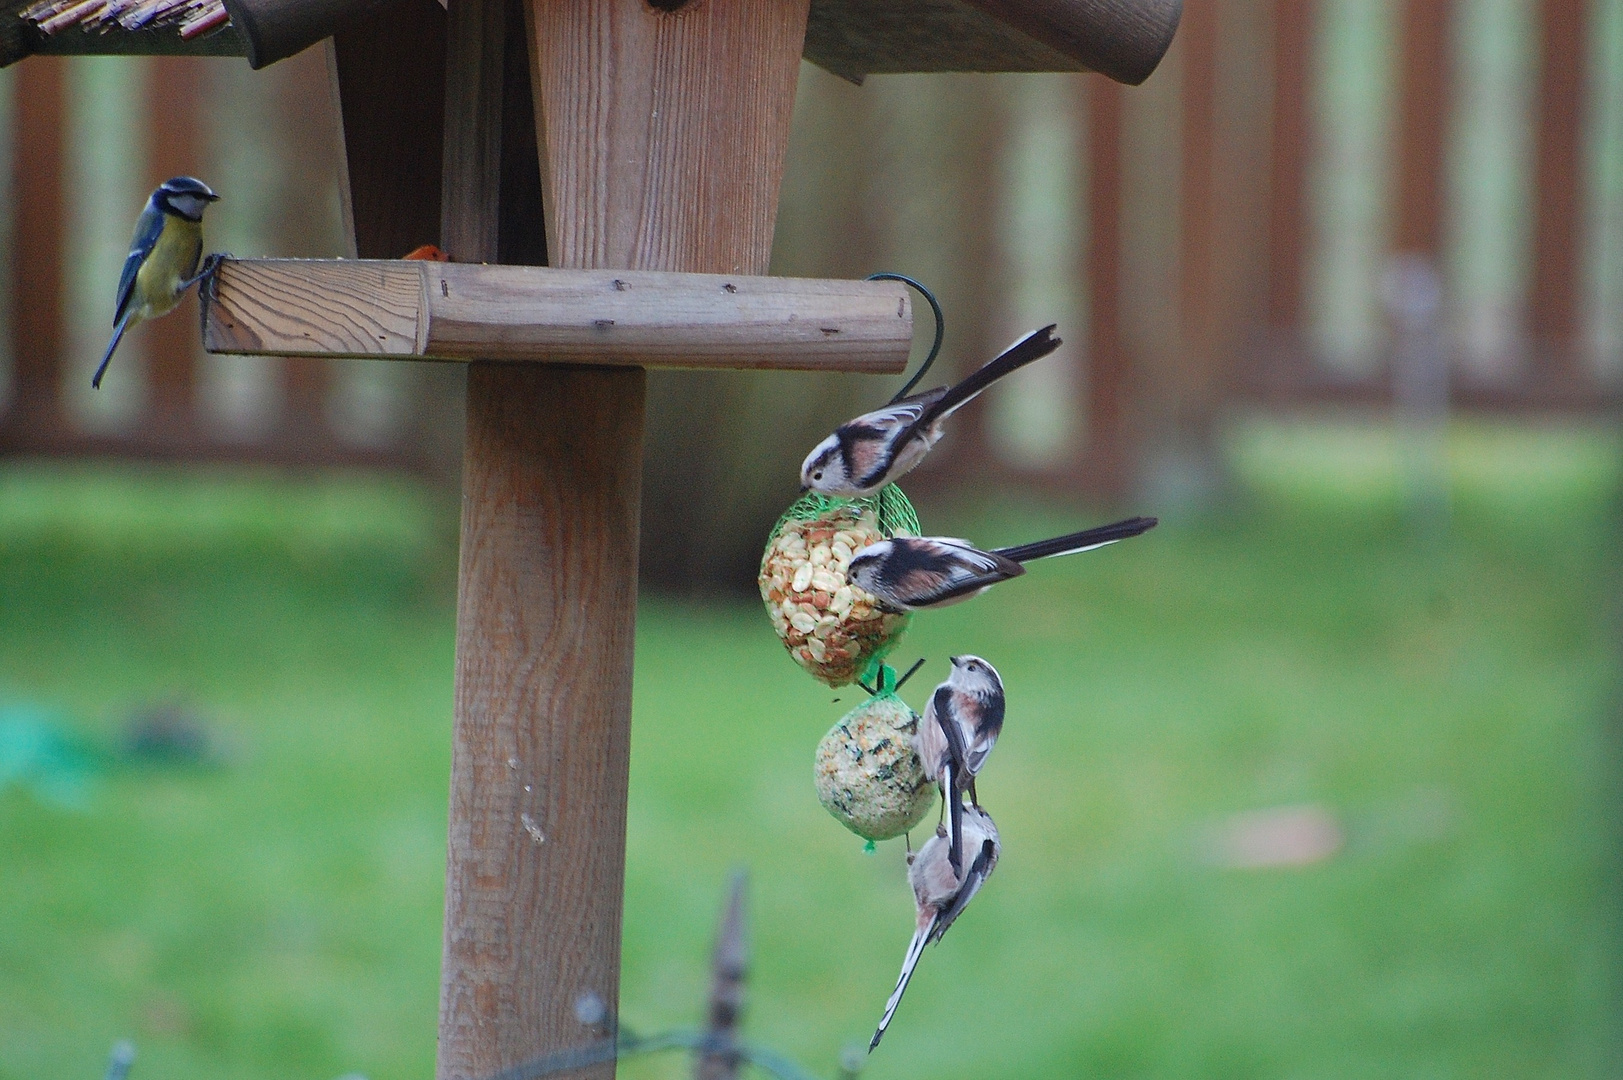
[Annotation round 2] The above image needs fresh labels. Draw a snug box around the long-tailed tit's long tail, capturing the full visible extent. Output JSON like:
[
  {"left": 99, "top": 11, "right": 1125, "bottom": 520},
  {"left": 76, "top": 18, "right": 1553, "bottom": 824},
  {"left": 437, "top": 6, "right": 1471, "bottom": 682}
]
[
  {"left": 903, "top": 326, "right": 1062, "bottom": 437},
  {"left": 870, "top": 916, "right": 937, "bottom": 1051},
  {"left": 994, "top": 515, "right": 1158, "bottom": 563},
  {"left": 93, "top": 311, "right": 134, "bottom": 389}
]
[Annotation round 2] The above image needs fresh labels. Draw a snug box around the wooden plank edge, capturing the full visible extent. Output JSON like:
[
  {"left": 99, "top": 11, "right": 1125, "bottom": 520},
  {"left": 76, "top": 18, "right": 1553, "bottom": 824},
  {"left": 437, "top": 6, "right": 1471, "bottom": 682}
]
[{"left": 202, "top": 259, "right": 913, "bottom": 373}]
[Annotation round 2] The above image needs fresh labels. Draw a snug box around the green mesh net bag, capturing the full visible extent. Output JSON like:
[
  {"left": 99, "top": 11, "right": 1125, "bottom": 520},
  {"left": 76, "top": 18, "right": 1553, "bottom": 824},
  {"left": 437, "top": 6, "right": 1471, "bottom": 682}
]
[
  {"left": 814, "top": 664, "right": 936, "bottom": 843},
  {"left": 759, "top": 486, "right": 920, "bottom": 687}
]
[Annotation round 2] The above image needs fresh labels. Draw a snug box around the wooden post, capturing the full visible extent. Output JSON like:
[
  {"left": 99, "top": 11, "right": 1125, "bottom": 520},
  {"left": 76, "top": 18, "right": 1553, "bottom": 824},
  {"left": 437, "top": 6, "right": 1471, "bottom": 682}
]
[
  {"left": 435, "top": 3, "right": 809, "bottom": 1079},
  {"left": 1527, "top": 0, "right": 1586, "bottom": 377},
  {"left": 7, "top": 57, "right": 66, "bottom": 430}
]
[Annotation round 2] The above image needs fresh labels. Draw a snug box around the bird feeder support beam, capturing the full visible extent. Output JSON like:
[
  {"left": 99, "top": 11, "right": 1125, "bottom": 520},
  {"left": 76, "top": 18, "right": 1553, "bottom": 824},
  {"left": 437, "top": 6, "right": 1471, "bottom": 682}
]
[{"left": 433, "top": 2, "right": 812, "bottom": 1079}]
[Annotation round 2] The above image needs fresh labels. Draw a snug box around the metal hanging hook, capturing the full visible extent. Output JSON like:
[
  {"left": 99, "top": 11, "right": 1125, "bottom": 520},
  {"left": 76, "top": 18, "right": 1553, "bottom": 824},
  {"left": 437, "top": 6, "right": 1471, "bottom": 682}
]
[{"left": 866, "top": 272, "right": 944, "bottom": 405}]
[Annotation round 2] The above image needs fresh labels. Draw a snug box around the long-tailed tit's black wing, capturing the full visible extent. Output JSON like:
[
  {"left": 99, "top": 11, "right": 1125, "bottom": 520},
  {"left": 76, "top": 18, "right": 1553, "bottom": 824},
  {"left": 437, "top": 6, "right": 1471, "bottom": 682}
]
[
  {"left": 870, "top": 916, "right": 937, "bottom": 1051},
  {"left": 993, "top": 516, "right": 1158, "bottom": 563},
  {"left": 839, "top": 389, "right": 947, "bottom": 491},
  {"left": 934, "top": 684, "right": 973, "bottom": 872},
  {"left": 930, "top": 838, "right": 997, "bottom": 945},
  {"left": 962, "top": 692, "right": 1005, "bottom": 777},
  {"left": 890, "top": 325, "right": 1061, "bottom": 448},
  {"left": 865, "top": 538, "right": 1024, "bottom": 610}
]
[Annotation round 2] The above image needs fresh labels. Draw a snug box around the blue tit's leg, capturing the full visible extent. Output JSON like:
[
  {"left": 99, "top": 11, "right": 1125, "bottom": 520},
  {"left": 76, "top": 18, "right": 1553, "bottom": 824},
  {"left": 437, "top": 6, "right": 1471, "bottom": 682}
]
[
  {"left": 93, "top": 310, "right": 136, "bottom": 389},
  {"left": 181, "top": 252, "right": 229, "bottom": 297}
]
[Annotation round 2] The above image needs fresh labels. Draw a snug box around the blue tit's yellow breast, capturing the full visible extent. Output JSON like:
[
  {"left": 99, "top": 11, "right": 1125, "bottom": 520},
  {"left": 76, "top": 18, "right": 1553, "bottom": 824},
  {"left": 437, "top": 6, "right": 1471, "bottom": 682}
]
[{"left": 131, "top": 216, "right": 203, "bottom": 320}]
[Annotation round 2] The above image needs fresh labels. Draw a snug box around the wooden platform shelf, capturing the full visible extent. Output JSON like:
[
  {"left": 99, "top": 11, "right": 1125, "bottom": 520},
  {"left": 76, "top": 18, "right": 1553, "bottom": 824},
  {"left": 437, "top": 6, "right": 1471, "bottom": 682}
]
[{"left": 201, "top": 258, "right": 914, "bottom": 372}]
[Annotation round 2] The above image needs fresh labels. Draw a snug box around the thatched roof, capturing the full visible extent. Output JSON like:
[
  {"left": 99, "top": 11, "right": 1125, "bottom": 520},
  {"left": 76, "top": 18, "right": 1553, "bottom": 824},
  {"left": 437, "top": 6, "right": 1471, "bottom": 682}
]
[{"left": 2, "top": 0, "right": 1180, "bottom": 86}]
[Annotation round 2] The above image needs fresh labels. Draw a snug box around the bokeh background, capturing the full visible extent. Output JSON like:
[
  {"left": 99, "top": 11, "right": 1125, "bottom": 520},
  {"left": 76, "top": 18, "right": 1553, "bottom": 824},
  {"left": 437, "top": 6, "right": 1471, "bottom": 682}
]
[{"left": 2, "top": 0, "right": 1622, "bottom": 1077}]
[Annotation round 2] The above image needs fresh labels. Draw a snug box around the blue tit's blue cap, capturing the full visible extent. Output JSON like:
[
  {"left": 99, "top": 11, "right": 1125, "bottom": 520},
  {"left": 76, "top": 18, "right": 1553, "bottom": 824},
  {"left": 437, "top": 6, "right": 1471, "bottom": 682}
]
[{"left": 159, "top": 176, "right": 220, "bottom": 201}]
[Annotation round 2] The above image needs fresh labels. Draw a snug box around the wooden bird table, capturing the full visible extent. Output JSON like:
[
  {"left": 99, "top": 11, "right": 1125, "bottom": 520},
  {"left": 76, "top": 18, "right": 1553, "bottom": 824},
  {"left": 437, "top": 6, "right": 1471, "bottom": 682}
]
[
  {"left": 4, "top": 0, "right": 1181, "bottom": 1074},
  {"left": 217, "top": 5, "right": 912, "bottom": 1076}
]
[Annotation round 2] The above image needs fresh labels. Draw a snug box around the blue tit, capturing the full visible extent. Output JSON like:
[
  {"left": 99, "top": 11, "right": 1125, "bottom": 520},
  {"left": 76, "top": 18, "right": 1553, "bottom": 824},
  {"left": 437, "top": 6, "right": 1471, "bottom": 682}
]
[{"left": 92, "top": 176, "right": 220, "bottom": 389}]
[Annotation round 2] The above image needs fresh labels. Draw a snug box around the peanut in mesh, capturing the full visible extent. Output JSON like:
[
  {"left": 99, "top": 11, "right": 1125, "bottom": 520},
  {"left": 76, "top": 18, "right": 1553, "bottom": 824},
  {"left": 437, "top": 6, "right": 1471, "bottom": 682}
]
[{"left": 759, "top": 506, "right": 908, "bottom": 687}]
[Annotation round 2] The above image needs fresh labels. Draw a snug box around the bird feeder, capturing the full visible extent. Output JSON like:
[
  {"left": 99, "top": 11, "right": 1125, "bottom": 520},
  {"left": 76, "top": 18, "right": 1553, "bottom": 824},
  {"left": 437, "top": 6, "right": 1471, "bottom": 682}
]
[{"left": 8, "top": 0, "right": 1180, "bottom": 1075}]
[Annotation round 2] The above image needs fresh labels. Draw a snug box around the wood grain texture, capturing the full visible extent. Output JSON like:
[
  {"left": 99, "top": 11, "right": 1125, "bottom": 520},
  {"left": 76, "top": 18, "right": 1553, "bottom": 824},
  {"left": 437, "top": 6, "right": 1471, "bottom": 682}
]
[
  {"left": 803, "top": 0, "right": 1180, "bottom": 84},
  {"left": 203, "top": 259, "right": 425, "bottom": 356},
  {"left": 441, "top": 0, "right": 506, "bottom": 263},
  {"left": 201, "top": 260, "right": 911, "bottom": 370},
  {"left": 528, "top": 0, "right": 812, "bottom": 276},
  {"left": 434, "top": 4, "right": 811, "bottom": 1080},
  {"left": 443, "top": 361, "right": 645, "bottom": 1080},
  {"left": 426, "top": 266, "right": 909, "bottom": 367}
]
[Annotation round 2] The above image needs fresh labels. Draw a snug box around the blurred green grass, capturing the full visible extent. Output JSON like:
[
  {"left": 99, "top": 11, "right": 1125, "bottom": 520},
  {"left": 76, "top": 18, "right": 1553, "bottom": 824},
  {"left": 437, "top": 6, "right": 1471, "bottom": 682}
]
[{"left": 0, "top": 415, "right": 1618, "bottom": 1080}]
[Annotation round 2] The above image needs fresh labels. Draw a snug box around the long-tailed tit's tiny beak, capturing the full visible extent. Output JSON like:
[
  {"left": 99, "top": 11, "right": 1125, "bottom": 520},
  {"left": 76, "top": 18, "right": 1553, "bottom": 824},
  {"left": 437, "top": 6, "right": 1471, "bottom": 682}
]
[
  {"left": 799, "top": 483, "right": 811, "bottom": 494},
  {"left": 950, "top": 655, "right": 966, "bottom": 667}
]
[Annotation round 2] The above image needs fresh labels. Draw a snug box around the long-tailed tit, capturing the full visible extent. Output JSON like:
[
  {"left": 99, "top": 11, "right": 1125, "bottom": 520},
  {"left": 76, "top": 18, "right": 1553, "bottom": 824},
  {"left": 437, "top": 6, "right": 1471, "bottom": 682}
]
[
  {"left": 869, "top": 806, "right": 1000, "bottom": 1052},
  {"left": 916, "top": 655, "right": 1005, "bottom": 872},
  {"left": 799, "top": 325, "right": 1063, "bottom": 497},
  {"left": 848, "top": 516, "right": 1157, "bottom": 612}
]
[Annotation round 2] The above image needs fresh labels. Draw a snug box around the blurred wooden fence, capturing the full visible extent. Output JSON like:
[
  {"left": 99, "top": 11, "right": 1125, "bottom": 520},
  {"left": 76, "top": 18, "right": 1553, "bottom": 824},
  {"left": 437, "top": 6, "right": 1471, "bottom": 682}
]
[{"left": 0, "top": 0, "right": 1617, "bottom": 510}]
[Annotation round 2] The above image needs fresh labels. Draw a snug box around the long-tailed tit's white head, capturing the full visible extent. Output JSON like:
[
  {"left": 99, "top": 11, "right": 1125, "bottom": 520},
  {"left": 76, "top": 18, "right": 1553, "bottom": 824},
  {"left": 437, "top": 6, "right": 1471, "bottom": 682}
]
[
  {"left": 798, "top": 432, "right": 851, "bottom": 494},
  {"left": 870, "top": 805, "right": 1000, "bottom": 1051},
  {"left": 947, "top": 654, "right": 1004, "bottom": 700}
]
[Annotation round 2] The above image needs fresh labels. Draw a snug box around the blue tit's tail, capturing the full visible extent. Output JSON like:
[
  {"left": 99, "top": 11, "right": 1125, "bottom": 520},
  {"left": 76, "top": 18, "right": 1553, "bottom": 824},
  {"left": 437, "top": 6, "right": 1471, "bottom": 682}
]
[
  {"left": 994, "top": 516, "right": 1158, "bottom": 564},
  {"left": 93, "top": 311, "right": 135, "bottom": 389}
]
